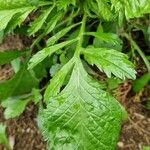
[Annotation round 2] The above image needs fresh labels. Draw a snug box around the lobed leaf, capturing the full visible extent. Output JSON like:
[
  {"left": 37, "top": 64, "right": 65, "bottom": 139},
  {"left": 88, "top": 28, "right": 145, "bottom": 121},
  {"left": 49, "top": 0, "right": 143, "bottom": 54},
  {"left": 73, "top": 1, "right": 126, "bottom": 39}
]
[
  {"left": 38, "top": 61, "right": 126, "bottom": 150},
  {"left": 47, "top": 22, "right": 81, "bottom": 46},
  {"left": 28, "top": 39, "right": 77, "bottom": 69},
  {"left": 111, "top": 0, "right": 150, "bottom": 19},
  {"left": 85, "top": 32, "right": 119, "bottom": 45},
  {"left": 57, "top": 0, "right": 76, "bottom": 10},
  {"left": 83, "top": 47, "right": 136, "bottom": 79}
]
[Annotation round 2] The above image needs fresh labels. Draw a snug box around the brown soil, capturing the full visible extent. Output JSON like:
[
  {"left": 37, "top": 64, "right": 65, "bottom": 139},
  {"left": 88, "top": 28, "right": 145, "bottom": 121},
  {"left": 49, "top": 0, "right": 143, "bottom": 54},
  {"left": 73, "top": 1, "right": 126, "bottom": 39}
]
[
  {"left": 0, "top": 36, "right": 150, "bottom": 150},
  {"left": 117, "top": 82, "right": 150, "bottom": 150},
  {"left": 0, "top": 105, "right": 46, "bottom": 150}
]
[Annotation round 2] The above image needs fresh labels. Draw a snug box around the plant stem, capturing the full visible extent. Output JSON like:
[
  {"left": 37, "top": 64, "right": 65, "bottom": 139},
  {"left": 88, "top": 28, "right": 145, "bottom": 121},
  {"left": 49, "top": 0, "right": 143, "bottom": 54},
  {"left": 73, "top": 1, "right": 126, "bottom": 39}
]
[
  {"left": 18, "top": 86, "right": 46, "bottom": 100},
  {"left": 74, "top": 14, "right": 87, "bottom": 58},
  {"left": 122, "top": 33, "right": 150, "bottom": 73}
]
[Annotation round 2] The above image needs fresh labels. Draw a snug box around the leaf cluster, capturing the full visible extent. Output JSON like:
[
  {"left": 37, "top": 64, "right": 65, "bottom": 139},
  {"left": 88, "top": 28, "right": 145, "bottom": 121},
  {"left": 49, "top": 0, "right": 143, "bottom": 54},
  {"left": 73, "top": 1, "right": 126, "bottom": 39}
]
[{"left": 0, "top": 0, "right": 150, "bottom": 149}]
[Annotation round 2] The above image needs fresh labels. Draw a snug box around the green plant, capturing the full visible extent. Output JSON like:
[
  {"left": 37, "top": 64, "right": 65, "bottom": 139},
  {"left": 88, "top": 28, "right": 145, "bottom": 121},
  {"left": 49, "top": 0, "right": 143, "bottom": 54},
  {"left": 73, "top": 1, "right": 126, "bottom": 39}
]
[
  {"left": 142, "top": 146, "right": 150, "bottom": 150},
  {"left": 0, "top": 124, "right": 11, "bottom": 150},
  {"left": 133, "top": 73, "right": 150, "bottom": 93},
  {"left": 0, "top": 0, "right": 150, "bottom": 149}
]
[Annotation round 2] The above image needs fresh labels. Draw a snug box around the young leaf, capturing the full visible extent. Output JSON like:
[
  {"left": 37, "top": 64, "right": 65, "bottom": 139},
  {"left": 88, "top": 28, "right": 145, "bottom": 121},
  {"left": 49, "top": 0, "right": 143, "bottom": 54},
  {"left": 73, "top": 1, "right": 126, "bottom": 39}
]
[
  {"left": 83, "top": 47, "right": 136, "bottom": 79},
  {"left": 1, "top": 98, "right": 29, "bottom": 119},
  {"left": 28, "top": 39, "right": 77, "bottom": 69},
  {"left": 38, "top": 61, "right": 125, "bottom": 149}
]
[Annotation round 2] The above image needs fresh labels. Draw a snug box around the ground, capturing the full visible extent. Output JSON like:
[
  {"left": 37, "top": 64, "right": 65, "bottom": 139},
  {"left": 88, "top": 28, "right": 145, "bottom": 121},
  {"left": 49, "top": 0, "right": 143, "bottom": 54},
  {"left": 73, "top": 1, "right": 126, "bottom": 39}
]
[{"left": 0, "top": 35, "right": 150, "bottom": 150}]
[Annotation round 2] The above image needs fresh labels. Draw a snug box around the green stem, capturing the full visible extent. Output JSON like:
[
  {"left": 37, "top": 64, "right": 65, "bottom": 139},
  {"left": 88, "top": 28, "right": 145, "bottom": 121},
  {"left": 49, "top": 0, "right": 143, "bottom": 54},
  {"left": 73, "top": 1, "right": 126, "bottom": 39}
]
[
  {"left": 122, "top": 33, "right": 150, "bottom": 73},
  {"left": 74, "top": 14, "right": 87, "bottom": 58}
]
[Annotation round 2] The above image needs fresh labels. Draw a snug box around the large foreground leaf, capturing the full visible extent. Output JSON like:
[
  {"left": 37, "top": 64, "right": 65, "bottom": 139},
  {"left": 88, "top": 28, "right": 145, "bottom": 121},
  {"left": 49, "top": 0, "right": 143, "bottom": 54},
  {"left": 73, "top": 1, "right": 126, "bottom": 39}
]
[{"left": 38, "top": 61, "right": 125, "bottom": 150}]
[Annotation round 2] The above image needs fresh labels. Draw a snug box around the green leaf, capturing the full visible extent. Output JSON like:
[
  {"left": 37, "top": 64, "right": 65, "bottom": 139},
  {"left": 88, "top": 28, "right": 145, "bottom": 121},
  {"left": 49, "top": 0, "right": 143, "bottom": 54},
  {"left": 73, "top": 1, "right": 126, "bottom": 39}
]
[
  {"left": 83, "top": 47, "right": 136, "bottom": 79},
  {"left": 0, "top": 64, "right": 39, "bottom": 100},
  {"left": 44, "top": 58, "right": 74, "bottom": 103},
  {"left": 38, "top": 61, "right": 125, "bottom": 150},
  {"left": 0, "top": 50, "right": 25, "bottom": 65},
  {"left": 5, "top": 8, "right": 33, "bottom": 34},
  {"left": 0, "top": 0, "right": 33, "bottom": 9},
  {"left": 32, "top": 88, "right": 42, "bottom": 104},
  {"left": 33, "top": 61, "right": 47, "bottom": 79},
  {"left": 133, "top": 73, "right": 150, "bottom": 93},
  {"left": 0, "top": 0, "right": 35, "bottom": 31},
  {"left": 2, "top": 98, "right": 29, "bottom": 119},
  {"left": 0, "top": 124, "right": 10, "bottom": 149},
  {"left": 28, "top": 7, "right": 53, "bottom": 36},
  {"left": 107, "top": 78, "right": 122, "bottom": 90},
  {"left": 47, "top": 22, "right": 81, "bottom": 46},
  {"left": 57, "top": 0, "right": 76, "bottom": 10},
  {"left": 11, "top": 58, "right": 21, "bottom": 73},
  {"left": 50, "top": 63, "right": 62, "bottom": 77},
  {"left": 111, "top": 0, "right": 150, "bottom": 19},
  {"left": 28, "top": 39, "right": 77, "bottom": 69},
  {"left": 95, "top": 0, "right": 112, "bottom": 20},
  {"left": 85, "top": 32, "right": 119, "bottom": 45},
  {"left": 45, "top": 12, "right": 63, "bottom": 35},
  {"left": 142, "top": 146, "right": 150, "bottom": 150},
  {"left": 92, "top": 24, "right": 123, "bottom": 51}
]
